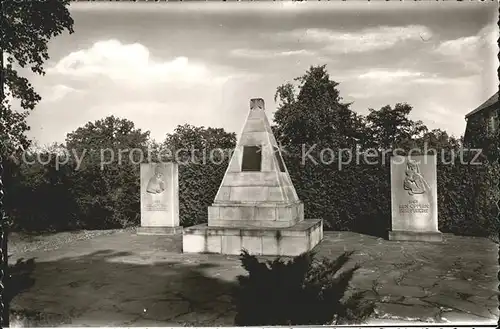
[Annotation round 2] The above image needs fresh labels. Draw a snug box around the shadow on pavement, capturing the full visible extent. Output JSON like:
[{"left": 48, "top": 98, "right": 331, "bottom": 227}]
[{"left": 10, "top": 250, "right": 240, "bottom": 327}]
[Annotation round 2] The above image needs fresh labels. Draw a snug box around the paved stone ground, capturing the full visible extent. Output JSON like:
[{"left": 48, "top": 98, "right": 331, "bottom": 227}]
[
  {"left": 9, "top": 229, "right": 123, "bottom": 255},
  {"left": 9, "top": 231, "right": 499, "bottom": 327}
]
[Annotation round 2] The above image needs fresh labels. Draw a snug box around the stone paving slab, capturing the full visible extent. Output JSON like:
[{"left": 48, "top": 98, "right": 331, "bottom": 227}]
[{"left": 9, "top": 231, "right": 499, "bottom": 326}]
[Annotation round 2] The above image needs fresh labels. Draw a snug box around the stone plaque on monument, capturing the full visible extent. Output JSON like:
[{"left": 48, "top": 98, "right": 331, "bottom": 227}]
[
  {"left": 389, "top": 155, "right": 442, "bottom": 242},
  {"left": 137, "top": 162, "right": 182, "bottom": 235}
]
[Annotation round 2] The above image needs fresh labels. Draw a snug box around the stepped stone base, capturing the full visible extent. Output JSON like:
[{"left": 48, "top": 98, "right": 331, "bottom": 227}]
[
  {"left": 389, "top": 230, "right": 442, "bottom": 242},
  {"left": 136, "top": 226, "right": 183, "bottom": 235},
  {"left": 208, "top": 201, "right": 304, "bottom": 228},
  {"left": 182, "top": 219, "right": 323, "bottom": 256}
]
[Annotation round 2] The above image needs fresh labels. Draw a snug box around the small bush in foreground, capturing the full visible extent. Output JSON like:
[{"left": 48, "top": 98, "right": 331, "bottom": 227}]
[{"left": 234, "top": 250, "right": 374, "bottom": 326}]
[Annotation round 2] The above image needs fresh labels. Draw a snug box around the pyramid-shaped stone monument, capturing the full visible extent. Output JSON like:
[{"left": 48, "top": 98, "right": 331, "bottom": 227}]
[{"left": 183, "top": 98, "right": 323, "bottom": 256}]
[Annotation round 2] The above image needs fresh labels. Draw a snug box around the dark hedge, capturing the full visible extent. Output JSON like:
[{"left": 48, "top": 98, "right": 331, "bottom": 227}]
[{"left": 3, "top": 147, "right": 498, "bottom": 239}]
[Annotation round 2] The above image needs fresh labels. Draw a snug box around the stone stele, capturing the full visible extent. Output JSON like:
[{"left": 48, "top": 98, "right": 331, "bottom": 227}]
[
  {"left": 183, "top": 98, "right": 323, "bottom": 256},
  {"left": 389, "top": 155, "right": 442, "bottom": 242},
  {"left": 137, "top": 162, "right": 182, "bottom": 235}
]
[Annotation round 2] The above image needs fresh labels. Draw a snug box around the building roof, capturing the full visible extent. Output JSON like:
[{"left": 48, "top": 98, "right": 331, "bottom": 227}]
[{"left": 465, "top": 91, "right": 499, "bottom": 119}]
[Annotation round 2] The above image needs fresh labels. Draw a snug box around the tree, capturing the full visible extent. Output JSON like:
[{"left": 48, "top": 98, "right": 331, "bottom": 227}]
[
  {"left": 364, "top": 103, "right": 428, "bottom": 151},
  {"left": 65, "top": 116, "right": 151, "bottom": 229},
  {"left": 272, "top": 66, "right": 383, "bottom": 232},
  {"left": 163, "top": 124, "right": 236, "bottom": 162},
  {"left": 1, "top": 2, "right": 73, "bottom": 326},
  {"left": 273, "top": 65, "right": 364, "bottom": 149},
  {"left": 1, "top": 0, "right": 74, "bottom": 156},
  {"left": 416, "top": 129, "right": 461, "bottom": 151},
  {"left": 66, "top": 115, "right": 151, "bottom": 165},
  {"left": 163, "top": 124, "right": 236, "bottom": 226},
  {"left": 4, "top": 142, "right": 78, "bottom": 233}
]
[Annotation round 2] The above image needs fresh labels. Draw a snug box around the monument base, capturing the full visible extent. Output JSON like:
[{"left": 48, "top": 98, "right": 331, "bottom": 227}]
[
  {"left": 183, "top": 219, "right": 323, "bottom": 256},
  {"left": 208, "top": 201, "right": 304, "bottom": 228},
  {"left": 388, "top": 230, "right": 442, "bottom": 242},
  {"left": 136, "top": 226, "right": 183, "bottom": 235}
]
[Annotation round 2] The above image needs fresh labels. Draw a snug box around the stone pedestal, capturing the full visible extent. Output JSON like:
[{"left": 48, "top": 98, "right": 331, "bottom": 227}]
[
  {"left": 183, "top": 219, "right": 323, "bottom": 256},
  {"left": 388, "top": 230, "right": 442, "bottom": 242},
  {"left": 388, "top": 155, "right": 442, "bottom": 242},
  {"left": 182, "top": 98, "right": 323, "bottom": 255},
  {"left": 208, "top": 201, "right": 304, "bottom": 228},
  {"left": 137, "top": 162, "right": 182, "bottom": 235},
  {"left": 137, "top": 226, "right": 183, "bottom": 235}
]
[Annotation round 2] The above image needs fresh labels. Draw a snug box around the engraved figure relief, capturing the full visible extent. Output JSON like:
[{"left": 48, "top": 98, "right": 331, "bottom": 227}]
[
  {"left": 146, "top": 165, "right": 166, "bottom": 194},
  {"left": 403, "top": 159, "right": 430, "bottom": 195}
]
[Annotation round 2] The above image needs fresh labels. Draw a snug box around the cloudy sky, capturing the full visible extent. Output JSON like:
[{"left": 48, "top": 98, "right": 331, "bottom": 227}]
[{"left": 20, "top": 1, "right": 499, "bottom": 145}]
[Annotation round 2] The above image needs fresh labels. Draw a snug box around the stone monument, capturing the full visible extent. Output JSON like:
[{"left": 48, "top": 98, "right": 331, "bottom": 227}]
[
  {"left": 389, "top": 155, "right": 442, "bottom": 242},
  {"left": 183, "top": 98, "right": 323, "bottom": 256},
  {"left": 137, "top": 162, "right": 182, "bottom": 235}
]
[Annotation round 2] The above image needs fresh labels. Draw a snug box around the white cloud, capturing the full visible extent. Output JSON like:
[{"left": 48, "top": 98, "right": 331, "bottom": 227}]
[
  {"left": 230, "top": 48, "right": 315, "bottom": 59},
  {"left": 358, "top": 69, "right": 423, "bottom": 82},
  {"left": 432, "top": 25, "right": 498, "bottom": 77},
  {"left": 434, "top": 24, "right": 499, "bottom": 59},
  {"left": 49, "top": 39, "right": 231, "bottom": 86},
  {"left": 421, "top": 102, "right": 463, "bottom": 129},
  {"left": 31, "top": 41, "right": 265, "bottom": 145},
  {"left": 44, "top": 84, "right": 79, "bottom": 102},
  {"left": 435, "top": 36, "right": 479, "bottom": 57},
  {"left": 355, "top": 69, "right": 478, "bottom": 88},
  {"left": 412, "top": 76, "right": 475, "bottom": 86},
  {"left": 346, "top": 69, "right": 477, "bottom": 103},
  {"left": 275, "top": 25, "right": 433, "bottom": 53}
]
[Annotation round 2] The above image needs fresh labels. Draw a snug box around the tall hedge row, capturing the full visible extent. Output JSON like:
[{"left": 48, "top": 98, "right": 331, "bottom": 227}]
[
  {"left": 4, "top": 145, "right": 498, "bottom": 239},
  {"left": 3, "top": 152, "right": 230, "bottom": 231},
  {"left": 285, "top": 153, "right": 390, "bottom": 236},
  {"left": 178, "top": 161, "right": 229, "bottom": 227},
  {"left": 284, "top": 150, "right": 498, "bottom": 239}
]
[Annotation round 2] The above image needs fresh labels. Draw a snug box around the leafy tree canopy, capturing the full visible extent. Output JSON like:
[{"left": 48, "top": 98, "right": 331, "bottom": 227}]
[
  {"left": 1, "top": 0, "right": 74, "bottom": 155},
  {"left": 65, "top": 116, "right": 150, "bottom": 166},
  {"left": 364, "top": 103, "right": 428, "bottom": 151},
  {"left": 273, "top": 65, "right": 365, "bottom": 149},
  {"left": 417, "top": 128, "right": 461, "bottom": 152},
  {"left": 164, "top": 124, "right": 237, "bottom": 152},
  {"left": 272, "top": 65, "right": 463, "bottom": 154}
]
